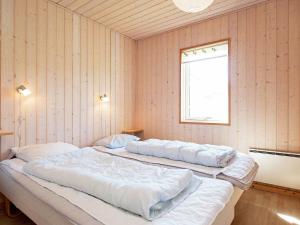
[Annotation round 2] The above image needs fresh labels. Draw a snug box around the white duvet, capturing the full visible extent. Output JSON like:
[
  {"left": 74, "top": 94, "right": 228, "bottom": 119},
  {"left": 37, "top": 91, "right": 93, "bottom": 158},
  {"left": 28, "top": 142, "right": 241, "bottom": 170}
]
[
  {"left": 126, "top": 139, "right": 236, "bottom": 168},
  {"left": 1, "top": 158, "right": 234, "bottom": 225},
  {"left": 23, "top": 148, "right": 200, "bottom": 220}
]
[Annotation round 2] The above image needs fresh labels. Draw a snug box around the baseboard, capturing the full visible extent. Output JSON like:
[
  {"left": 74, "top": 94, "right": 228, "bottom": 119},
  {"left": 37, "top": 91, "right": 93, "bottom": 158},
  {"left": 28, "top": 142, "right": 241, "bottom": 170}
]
[{"left": 252, "top": 181, "right": 300, "bottom": 198}]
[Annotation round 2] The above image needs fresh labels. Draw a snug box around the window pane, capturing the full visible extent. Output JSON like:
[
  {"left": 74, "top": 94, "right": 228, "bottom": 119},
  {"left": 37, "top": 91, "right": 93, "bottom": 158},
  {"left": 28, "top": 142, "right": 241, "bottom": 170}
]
[{"left": 181, "top": 40, "right": 229, "bottom": 124}]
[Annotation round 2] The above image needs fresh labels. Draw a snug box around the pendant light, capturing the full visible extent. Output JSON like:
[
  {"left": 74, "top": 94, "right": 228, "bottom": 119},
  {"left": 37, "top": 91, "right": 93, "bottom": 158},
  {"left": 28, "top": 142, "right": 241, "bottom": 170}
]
[{"left": 173, "top": 0, "right": 214, "bottom": 13}]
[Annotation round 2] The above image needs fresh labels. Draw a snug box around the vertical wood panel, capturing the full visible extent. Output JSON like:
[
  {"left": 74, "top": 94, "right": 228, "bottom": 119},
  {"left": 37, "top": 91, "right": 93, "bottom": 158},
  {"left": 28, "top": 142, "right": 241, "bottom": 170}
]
[
  {"left": 136, "top": 0, "right": 300, "bottom": 153},
  {"left": 255, "top": 4, "right": 266, "bottom": 149},
  {"left": 0, "top": 0, "right": 14, "bottom": 159},
  {"left": 14, "top": 0, "right": 27, "bottom": 147},
  {"left": 276, "top": 0, "right": 289, "bottom": 150},
  {"left": 87, "top": 19, "right": 94, "bottom": 145},
  {"left": 0, "top": 0, "right": 137, "bottom": 158},
  {"left": 80, "top": 16, "right": 88, "bottom": 146},
  {"left": 26, "top": 0, "right": 37, "bottom": 145},
  {"left": 36, "top": 0, "right": 47, "bottom": 144},
  {"left": 265, "top": 0, "right": 277, "bottom": 150},
  {"left": 56, "top": 6, "right": 65, "bottom": 142},
  {"left": 46, "top": 2, "right": 57, "bottom": 142},
  {"left": 288, "top": 0, "right": 300, "bottom": 152},
  {"left": 246, "top": 8, "right": 256, "bottom": 149},
  {"left": 64, "top": 10, "right": 73, "bottom": 144},
  {"left": 72, "top": 14, "right": 80, "bottom": 146}
]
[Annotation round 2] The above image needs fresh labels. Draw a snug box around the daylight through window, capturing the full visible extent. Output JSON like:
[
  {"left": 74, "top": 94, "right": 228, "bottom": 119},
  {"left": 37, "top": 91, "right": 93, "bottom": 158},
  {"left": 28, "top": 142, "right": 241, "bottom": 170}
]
[{"left": 180, "top": 40, "right": 229, "bottom": 124}]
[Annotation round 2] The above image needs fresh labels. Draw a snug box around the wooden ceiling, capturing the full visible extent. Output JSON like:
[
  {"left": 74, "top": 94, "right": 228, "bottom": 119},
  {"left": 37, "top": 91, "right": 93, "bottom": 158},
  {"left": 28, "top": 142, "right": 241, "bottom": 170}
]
[{"left": 50, "top": 0, "right": 266, "bottom": 40}]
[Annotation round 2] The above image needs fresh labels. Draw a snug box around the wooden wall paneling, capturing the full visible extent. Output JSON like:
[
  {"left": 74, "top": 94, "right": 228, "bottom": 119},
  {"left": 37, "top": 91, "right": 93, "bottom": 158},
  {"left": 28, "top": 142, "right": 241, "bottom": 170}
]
[
  {"left": 72, "top": 14, "right": 80, "bottom": 146},
  {"left": 99, "top": 25, "right": 105, "bottom": 137},
  {"left": 143, "top": 39, "right": 148, "bottom": 136},
  {"left": 245, "top": 7, "right": 256, "bottom": 149},
  {"left": 142, "top": 38, "right": 150, "bottom": 137},
  {"left": 172, "top": 30, "right": 180, "bottom": 140},
  {"left": 46, "top": 2, "right": 57, "bottom": 143},
  {"left": 14, "top": 0, "right": 27, "bottom": 147},
  {"left": 135, "top": 0, "right": 299, "bottom": 153},
  {"left": 105, "top": 27, "right": 111, "bottom": 136},
  {"left": 288, "top": 0, "right": 300, "bottom": 152},
  {"left": 0, "top": 0, "right": 14, "bottom": 159},
  {"left": 265, "top": 0, "right": 277, "bottom": 150},
  {"left": 160, "top": 33, "right": 168, "bottom": 139},
  {"left": 0, "top": 0, "right": 137, "bottom": 157},
  {"left": 149, "top": 36, "right": 155, "bottom": 138},
  {"left": 93, "top": 22, "right": 100, "bottom": 140},
  {"left": 135, "top": 41, "right": 141, "bottom": 132},
  {"left": 276, "top": 0, "right": 289, "bottom": 150},
  {"left": 36, "top": 0, "right": 47, "bottom": 145},
  {"left": 87, "top": 19, "right": 94, "bottom": 145},
  {"left": 114, "top": 33, "right": 122, "bottom": 133},
  {"left": 228, "top": 12, "right": 239, "bottom": 150},
  {"left": 64, "top": 10, "right": 73, "bottom": 144},
  {"left": 110, "top": 30, "right": 116, "bottom": 135},
  {"left": 119, "top": 35, "right": 125, "bottom": 133},
  {"left": 130, "top": 39, "right": 136, "bottom": 129},
  {"left": 25, "top": 0, "right": 37, "bottom": 145},
  {"left": 56, "top": 6, "right": 65, "bottom": 142},
  {"left": 123, "top": 37, "right": 128, "bottom": 130},
  {"left": 166, "top": 32, "right": 173, "bottom": 140},
  {"left": 142, "top": 38, "right": 149, "bottom": 138},
  {"left": 80, "top": 16, "right": 87, "bottom": 146},
  {"left": 237, "top": 11, "right": 248, "bottom": 152},
  {"left": 140, "top": 39, "right": 147, "bottom": 136},
  {"left": 155, "top": 35, "right": 162, "bottom": 138},
  {"left": 255, "top": 3, "right": 266, "bottom": 149}
]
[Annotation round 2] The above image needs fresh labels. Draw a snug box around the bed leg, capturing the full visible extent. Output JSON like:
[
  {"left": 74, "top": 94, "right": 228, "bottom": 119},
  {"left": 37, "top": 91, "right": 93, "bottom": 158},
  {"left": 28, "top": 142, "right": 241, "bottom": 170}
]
[{"left": 4, "top": 197, "right": 21, "bottom": 217}]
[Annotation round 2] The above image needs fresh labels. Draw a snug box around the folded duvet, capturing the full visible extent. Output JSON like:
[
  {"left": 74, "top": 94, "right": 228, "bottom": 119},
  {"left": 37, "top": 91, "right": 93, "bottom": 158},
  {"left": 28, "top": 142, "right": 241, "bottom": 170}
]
[
  {"left": 23, "top": 148, "right": 200, "bottom": 220},
  {"left": 126, "top": 139, "right": 236, "bottom": 168}
]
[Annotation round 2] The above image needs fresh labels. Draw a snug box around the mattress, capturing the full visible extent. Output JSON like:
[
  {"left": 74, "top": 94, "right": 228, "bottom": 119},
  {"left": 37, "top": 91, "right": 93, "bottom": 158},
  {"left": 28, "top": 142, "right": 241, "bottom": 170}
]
[
  {"left": 93, "top": 146, "right": 258, "bottom": 190},
  {"left": 0, "top": 158, "right": 242, "bottom": 225}
]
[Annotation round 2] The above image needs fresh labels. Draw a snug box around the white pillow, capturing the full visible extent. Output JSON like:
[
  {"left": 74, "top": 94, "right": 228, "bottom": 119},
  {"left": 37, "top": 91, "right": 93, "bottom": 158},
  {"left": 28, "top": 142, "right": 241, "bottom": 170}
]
[
  {"left": 11, "top": 142, "right": 79, "bottom": 162},
  {"left": 94, "top": 134, "right": 140, "bottom": 149}
]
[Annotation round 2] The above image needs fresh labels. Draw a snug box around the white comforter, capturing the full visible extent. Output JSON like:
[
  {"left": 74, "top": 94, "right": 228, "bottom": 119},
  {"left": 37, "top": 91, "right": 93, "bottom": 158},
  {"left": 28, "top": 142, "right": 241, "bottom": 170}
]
[
  {"left": 1, "top": 158, "right": 234, "bottom": 225},
  {"left": 126, "top": 139, "right": 236, "bottom": 168},
  {"left": 23, "top": 148, "right": 200, "bottom": 220}
]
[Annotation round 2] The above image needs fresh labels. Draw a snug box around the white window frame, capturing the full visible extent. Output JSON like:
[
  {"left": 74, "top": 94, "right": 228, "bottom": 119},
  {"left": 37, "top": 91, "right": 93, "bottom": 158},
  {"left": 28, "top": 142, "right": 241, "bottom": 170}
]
[{"left": 179, "top": 39, "right": 230, "bottom": 125}]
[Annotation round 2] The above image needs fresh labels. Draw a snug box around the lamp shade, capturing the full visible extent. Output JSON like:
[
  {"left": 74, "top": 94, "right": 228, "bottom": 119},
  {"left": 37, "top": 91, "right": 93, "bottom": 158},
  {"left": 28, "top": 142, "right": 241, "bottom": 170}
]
[
  {"left": 173, "top": 0, "right": 214, "bottom": 13},
  {"left": 99, "top": 94, "right": 109, "bottom": 103},
  {"left": 16, "top": 85, "right": 31, "bottom": 96}
]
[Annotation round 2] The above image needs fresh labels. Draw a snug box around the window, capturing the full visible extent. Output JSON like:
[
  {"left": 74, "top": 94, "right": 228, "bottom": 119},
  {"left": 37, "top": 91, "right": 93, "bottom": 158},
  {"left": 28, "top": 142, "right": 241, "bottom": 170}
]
[{"left": 180, "top": 40, "right": 230, "bottom": 124}]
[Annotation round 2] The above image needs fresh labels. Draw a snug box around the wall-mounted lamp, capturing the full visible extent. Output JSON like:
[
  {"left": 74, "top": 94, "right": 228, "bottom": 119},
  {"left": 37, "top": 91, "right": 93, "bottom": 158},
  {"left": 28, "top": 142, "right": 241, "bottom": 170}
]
[
  {"left": 16, "top": 85, "right": 31, "bottom": 97},
  {"left": 97, "top": 94, "right": 109, "bottom": 103}
]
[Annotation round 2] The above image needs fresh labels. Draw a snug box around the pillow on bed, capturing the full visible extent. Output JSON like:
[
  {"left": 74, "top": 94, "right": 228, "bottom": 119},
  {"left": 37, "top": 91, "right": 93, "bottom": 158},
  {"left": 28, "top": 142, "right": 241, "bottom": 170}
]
[
  {"left": 11, "top": 142, "right": 79, "bottom": 162},
  {"left": 94, "top": 134, "right": 140, "bottom": 149}
]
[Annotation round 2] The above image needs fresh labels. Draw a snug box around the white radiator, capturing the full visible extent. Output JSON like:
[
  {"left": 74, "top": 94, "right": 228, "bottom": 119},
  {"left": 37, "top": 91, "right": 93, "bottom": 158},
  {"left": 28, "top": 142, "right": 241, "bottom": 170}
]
[{"left": 249, "top": 148, "right": 300, "bottom": 190}]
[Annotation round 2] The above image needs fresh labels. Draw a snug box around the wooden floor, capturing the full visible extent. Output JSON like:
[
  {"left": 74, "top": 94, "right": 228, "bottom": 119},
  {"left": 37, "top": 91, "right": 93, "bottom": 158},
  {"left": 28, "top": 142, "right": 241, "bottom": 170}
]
[{"left": 0, "top": 188, "right": 299, "bottom": 225}]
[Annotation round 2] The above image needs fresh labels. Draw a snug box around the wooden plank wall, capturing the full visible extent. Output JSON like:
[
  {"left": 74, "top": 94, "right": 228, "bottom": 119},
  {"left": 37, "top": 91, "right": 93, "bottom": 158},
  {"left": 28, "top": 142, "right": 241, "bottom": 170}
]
[
  {"left": 0, "top": 0, "right": 137, "bottom": 159},
  {"left": 136, "top": 0, "right": 300, "bottom": 153}
]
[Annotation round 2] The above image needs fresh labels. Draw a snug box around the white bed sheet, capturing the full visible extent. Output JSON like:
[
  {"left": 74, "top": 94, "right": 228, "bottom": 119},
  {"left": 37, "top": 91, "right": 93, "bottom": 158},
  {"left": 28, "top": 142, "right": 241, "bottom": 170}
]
[{"left": 1, "top": 158, "right": 234, "bottom": 225}]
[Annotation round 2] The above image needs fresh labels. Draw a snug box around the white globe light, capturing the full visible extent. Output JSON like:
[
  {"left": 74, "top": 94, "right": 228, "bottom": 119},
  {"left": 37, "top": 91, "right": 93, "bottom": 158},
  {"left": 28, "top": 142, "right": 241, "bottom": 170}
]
[{"left": 173, "top": 0, "right": 214, "bottom": 13}]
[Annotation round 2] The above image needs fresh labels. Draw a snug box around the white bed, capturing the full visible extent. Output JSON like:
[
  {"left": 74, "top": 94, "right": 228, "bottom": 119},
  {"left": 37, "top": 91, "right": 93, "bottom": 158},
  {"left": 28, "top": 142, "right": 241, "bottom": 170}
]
[
  {"left": 93, "top": 146, "right": 257, "bottom": 190},
  {"left": 0, "top": 157, "right": 243, "bottom": 225}
]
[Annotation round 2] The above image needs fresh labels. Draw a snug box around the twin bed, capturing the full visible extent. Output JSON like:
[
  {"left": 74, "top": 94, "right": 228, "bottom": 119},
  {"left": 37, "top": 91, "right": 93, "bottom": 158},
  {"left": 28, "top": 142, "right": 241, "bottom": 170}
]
[{"left": 0, "top": 137, "right": 258, "bottom": 225}]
